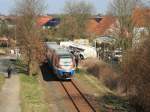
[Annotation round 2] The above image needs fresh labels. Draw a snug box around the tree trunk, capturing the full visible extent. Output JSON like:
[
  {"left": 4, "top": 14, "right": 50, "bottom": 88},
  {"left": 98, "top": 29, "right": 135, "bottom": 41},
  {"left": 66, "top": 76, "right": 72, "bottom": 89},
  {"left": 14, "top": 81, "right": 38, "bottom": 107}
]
[
  {"left": 27, "top": 49, "right": 32, "bottom": 76},
  {"left": 27, "top": 59, "right": 32, "bottom": 76}
]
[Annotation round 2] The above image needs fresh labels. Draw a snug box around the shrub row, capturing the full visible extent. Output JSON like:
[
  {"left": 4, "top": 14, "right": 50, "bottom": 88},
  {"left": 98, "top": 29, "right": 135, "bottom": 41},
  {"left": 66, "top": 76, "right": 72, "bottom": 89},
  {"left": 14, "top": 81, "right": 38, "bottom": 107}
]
[
  {"left": 121, "top": 38, "right": 150, "bottom": 112},
  {"left": 81, "top": 58, "right": 119, "bottom": 90}
]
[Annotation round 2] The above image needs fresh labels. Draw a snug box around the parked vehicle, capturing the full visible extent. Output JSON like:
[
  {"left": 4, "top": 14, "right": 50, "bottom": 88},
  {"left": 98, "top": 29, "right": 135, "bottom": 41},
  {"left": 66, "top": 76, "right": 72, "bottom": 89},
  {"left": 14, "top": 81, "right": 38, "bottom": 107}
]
[
  {"left": 60, "top": 41, "right": 73, "bottom": 48},
  {"left": 73, "top": 39, "right": 89, "bottom": 45},
  {"left": 45, "top": 42, "right": 75, "bottom": 80},
  {"left": 68, "top": 44, "right": 97, "bottom": 59}
]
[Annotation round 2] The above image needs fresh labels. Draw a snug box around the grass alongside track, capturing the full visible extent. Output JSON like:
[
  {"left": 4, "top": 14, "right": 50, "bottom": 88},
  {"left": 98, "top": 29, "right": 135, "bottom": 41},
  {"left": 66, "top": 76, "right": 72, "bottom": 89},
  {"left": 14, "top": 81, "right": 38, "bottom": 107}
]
[
  {"left": 76, "top": 69, "right": 111, "bottom": 95},
  {"left": 0, "top": 74, "right": 5, "bottom": 90},
  {"left": 20, "top": 74, "right": 48, "bottom": 112},
  {"left": 76, "top": 69, "right": 134, "bottom": 112}
]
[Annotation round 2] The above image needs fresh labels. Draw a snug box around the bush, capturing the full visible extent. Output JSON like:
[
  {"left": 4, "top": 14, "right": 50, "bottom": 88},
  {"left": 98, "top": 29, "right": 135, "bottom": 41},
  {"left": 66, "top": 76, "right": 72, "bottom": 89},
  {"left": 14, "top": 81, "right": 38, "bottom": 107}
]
[
  {"left": 122, "top": 38, "right": 150, "bottom": 112},
  {"left": 81, "top": 58, "right": 119, "bottom": 90},
  {"left": 100, "top": 69, "right": 119, "bottom": 90}
]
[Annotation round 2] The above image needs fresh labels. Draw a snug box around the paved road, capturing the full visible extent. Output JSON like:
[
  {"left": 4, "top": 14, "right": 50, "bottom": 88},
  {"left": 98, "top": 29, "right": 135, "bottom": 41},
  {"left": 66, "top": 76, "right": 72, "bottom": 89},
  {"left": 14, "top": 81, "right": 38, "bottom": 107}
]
[
  {"left": 0, "top": 75, "right": 21, "bottom": 112},
  {"left": 0, "top": 55, "right": 21, "bottom": 112}
]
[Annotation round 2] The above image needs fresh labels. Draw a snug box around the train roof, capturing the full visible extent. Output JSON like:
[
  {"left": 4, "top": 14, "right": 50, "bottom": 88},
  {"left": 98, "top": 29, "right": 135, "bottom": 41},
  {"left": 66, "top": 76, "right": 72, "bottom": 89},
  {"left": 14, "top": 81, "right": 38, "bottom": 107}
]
[
  {"left": 46, "top": 42, "right": 58, "bottom": 48},
  {"left": 46, "top": 42, "right": 71, "bottom": 56},
  {"left": 55, "top": 48, "right": 71, "bottom": 56},
  {"left": 47, "top": 44, "right": 60, "bottom": 49}
]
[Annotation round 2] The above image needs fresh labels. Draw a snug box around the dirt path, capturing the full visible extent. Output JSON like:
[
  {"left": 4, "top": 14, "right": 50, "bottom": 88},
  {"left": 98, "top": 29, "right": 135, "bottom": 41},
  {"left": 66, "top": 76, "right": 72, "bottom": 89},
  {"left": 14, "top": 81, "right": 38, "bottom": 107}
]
[{"left": 0, "top": 75, "right": 21, "bottom": 112}]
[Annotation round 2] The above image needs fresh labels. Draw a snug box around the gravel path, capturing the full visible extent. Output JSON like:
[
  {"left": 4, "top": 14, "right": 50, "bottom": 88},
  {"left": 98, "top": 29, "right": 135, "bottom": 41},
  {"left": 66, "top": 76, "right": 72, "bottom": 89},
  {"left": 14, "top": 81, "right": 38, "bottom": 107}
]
[
  {"left": 0, "top": 55, "right": 21, "bottom": 112},
  {"left": 0, "top": 75, "right": 21, "bottom": 112}
]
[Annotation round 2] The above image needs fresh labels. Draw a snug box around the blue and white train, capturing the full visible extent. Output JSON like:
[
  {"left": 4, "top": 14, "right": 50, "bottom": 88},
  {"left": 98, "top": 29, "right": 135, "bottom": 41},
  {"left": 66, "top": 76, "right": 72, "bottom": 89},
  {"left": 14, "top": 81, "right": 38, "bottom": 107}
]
[{"left": 45, "top": 42, "right": 75, "bottom": 79}]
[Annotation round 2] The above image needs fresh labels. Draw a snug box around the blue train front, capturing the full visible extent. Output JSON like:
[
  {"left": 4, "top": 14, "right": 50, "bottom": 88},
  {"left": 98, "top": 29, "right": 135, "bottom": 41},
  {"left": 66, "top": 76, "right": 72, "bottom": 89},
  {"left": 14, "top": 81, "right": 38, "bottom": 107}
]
[
  {"left": 45, "top": 42, "right": 75, "bottom": 80},
  {"left": 54, "top": 55, "right": 75, "bottom": 79}
]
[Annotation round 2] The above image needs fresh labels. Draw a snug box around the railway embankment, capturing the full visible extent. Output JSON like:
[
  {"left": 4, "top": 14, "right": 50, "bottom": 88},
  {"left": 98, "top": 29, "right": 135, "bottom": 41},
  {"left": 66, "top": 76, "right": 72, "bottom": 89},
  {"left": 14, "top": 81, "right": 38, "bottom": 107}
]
[{"left": 77, "top": 58, "right": 136, "bottom": 112}]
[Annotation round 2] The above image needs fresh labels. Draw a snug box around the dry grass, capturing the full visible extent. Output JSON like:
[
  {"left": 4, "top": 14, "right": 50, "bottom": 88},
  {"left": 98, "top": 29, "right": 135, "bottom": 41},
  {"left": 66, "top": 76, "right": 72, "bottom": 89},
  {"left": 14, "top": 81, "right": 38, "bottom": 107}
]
[
  {"left": 78, "top": 63, "right": 133, "bottom": 112},
  {"left": 81, "top": 58, "right": 119, "bottom": 90}
]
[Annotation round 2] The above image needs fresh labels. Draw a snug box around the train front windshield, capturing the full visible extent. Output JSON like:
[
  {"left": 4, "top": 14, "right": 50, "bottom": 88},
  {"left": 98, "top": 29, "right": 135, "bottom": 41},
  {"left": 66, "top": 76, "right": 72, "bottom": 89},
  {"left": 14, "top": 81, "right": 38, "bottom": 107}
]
[{"left": 59, "top": 56, "right": 73, "bottom": 66}]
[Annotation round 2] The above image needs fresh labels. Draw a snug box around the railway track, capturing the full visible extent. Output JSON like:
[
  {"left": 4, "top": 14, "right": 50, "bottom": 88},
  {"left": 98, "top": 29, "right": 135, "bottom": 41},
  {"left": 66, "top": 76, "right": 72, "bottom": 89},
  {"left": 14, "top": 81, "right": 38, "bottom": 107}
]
[{"left": 60, "top": 80, "right": 96, "bottom": 112}]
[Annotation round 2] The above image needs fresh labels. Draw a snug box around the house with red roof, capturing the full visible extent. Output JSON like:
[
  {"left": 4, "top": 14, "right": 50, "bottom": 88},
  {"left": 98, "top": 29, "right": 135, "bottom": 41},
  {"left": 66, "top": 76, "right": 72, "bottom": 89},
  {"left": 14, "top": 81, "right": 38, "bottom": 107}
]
[
  {"left": 132, "top": 7, "right": 150, "bottom": 27},
  {"left": 87, "top": 7, "right": 150, "bottom": 38},
  {"left": 87, "top": 16, "right": 117, "bottom": 37},
  {"left": 37, "top": 16, "right": 53, "bottom": 26},
  {"left": 37, "top": 16, "right": 60, "bottom": 29},
  {"left": 132, "top": 7, "right": 150, "bottom": 45}
]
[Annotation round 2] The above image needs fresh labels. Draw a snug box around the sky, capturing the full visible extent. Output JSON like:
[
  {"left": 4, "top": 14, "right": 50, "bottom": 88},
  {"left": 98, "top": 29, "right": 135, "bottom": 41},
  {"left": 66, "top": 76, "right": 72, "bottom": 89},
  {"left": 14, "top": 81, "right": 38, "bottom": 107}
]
[{"left": 0, "top": 0, "right": 109, "bottom": 15}]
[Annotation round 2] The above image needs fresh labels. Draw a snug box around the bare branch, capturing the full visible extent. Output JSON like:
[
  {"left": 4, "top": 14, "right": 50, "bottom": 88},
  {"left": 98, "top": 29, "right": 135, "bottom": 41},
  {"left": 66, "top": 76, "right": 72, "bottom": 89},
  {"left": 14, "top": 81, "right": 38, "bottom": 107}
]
[{"left": 15, "top": 0, "right": 46, "bottom": 75}]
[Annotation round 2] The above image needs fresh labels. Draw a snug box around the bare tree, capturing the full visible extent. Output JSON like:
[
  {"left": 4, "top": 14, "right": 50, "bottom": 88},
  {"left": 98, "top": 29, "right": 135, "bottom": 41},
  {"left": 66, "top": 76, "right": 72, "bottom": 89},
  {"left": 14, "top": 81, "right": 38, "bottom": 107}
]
[
  {"left": 15, "top": 0, "right": 46, "bottom": 75},
  {"left": 58, "top": 15, "right": 78, "bottom": 40},
  {"left": 122, "top": 34, "right": 150, "bottom": 112},
  {"left": 0, "top": 20, "right": 9, "bottom": 37},
  {"left": 109, "top": 1, "right": 150, "bottom": 111},
  {"left": 107, "top": 0, "right": 141, "bottom": 50},
  {"left": 58, "top": 0, "right": 94, "bottom": 40},
  {"left": 143, "top": 9, "right": 150, "bottom": 36}
]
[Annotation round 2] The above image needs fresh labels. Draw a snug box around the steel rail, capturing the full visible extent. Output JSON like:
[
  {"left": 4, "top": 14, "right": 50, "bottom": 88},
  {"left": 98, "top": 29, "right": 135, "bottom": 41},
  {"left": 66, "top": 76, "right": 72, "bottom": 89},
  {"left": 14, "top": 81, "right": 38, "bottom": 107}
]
[{"left": 60, "top": 80, "right": 96, "bottom": 112}]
